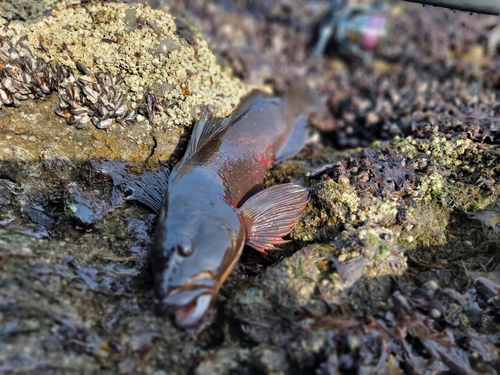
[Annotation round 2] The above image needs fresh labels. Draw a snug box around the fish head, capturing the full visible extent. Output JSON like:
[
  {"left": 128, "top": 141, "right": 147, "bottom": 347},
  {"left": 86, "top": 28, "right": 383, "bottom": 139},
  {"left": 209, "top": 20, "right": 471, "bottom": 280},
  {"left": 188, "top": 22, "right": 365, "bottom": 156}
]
[{"left": 151, "top": 197, "right": 245, "bottom": 328}]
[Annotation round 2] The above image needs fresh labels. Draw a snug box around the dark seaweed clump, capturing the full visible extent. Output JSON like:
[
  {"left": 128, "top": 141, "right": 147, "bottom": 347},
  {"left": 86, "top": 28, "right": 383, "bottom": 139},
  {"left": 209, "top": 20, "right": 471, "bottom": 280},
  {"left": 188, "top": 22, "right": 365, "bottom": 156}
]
[
  {"left": 308, "top": 147, "right": 435, "bottom": 207},
  {"left": 315, "top": 276, "right": 500, "bottom": 374}
]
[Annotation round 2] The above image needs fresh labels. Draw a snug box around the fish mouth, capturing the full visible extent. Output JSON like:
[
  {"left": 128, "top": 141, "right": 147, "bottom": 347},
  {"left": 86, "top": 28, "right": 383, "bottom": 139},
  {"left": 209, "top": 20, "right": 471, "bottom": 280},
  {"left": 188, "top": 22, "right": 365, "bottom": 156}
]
[
  {"left": 159, "top": 287, "right": 213, "bottom": 328},
  {"left": 172, "top": 294, "right": 212, "bottom": 328}
]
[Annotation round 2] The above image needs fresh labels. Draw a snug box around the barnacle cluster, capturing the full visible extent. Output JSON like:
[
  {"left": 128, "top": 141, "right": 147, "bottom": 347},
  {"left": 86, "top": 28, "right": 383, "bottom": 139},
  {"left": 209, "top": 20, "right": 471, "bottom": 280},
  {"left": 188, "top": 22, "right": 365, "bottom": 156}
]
[
  {"left": 302, "top": 148, "right": 446, "bottom": 248},
  {"left": 458, "top": 106, "right": 500, "bottom": 143},
  {"left": 0, "top": 34, "right": 51, "bottom": 107},
  {"left": 55, "top": 63, "right": 136, "bottom": 129},
  {"left": 0, "top": 1, "right": 247, "bottom": 133},
  {"left": 407, "top": 104, "right": 500, "bottom": 144},
  {"left": 0, "top": 31, "right": 137, "bottom": 130},
  {"left": 309, "top": 147, "right": 435, "bottom": 206}
]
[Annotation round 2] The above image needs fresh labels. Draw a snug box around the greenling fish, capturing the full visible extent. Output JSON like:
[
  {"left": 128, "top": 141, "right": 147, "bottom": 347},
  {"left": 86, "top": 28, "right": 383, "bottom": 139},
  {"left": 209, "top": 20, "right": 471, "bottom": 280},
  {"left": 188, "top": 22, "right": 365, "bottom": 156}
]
[{"left": 112, "top": 88, "right": 318, "bottom": 327}]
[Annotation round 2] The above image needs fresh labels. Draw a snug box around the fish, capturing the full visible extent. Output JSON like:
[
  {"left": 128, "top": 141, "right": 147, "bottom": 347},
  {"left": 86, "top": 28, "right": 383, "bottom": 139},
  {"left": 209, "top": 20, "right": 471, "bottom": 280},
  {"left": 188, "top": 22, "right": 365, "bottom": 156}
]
[{"left": 111, "top": 88, "right": 317, "bottom": 327}]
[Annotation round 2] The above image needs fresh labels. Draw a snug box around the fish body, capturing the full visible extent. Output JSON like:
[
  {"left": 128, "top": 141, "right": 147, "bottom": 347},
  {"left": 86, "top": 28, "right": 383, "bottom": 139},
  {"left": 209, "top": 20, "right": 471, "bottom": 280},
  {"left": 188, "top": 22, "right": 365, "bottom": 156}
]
[{"left": 152, "top": 89, "right": 314, "bottom": 327}]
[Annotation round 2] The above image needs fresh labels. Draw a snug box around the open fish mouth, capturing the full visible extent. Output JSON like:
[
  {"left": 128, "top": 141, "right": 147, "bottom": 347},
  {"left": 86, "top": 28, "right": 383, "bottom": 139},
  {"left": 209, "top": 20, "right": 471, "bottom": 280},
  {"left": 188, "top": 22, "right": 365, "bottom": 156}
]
[
  {"left": 159, "top": 287, "right": 213, "bottom": 328},
  {"left": 172, "top": 294, "right": 212, "bottom": 328}
]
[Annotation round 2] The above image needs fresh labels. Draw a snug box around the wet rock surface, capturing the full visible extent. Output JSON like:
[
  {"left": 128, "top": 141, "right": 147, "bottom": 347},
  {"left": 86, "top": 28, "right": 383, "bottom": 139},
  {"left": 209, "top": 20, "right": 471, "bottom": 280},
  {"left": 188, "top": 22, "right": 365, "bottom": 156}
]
[{"left": 1, "top": 0, "right": 500, "bottom": 374}]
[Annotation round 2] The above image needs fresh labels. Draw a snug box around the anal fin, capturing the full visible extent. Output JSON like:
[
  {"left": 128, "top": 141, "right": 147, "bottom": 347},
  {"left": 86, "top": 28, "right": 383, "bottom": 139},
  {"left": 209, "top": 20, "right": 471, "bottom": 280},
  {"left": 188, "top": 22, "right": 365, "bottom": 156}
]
[
  {"left": 238, "top": 183, "right": 310, "bottom": 255},
  {"left": 275, "top": 116, "right": 308, "bottom": 162}
]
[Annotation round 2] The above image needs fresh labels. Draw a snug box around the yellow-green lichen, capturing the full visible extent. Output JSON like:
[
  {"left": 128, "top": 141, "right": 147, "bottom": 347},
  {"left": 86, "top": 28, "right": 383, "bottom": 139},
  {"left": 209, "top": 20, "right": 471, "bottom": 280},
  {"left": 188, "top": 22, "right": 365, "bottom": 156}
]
[
  {"left": 0, "top": 1, "right": 249, "bottom": 168},
  {"left": 7, "top": 2, "right": 247, "bottom": 130}
]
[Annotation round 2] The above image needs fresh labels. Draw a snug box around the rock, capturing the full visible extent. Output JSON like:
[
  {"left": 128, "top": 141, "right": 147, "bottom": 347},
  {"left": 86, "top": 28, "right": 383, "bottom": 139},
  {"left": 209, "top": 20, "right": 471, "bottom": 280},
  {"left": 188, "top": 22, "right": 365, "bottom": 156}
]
[
  {"left": 1, "top": 0, "right": 500, "bottom": 373},
  {"left": 0, "top": 0, "right": 247, "bottom": 174}
]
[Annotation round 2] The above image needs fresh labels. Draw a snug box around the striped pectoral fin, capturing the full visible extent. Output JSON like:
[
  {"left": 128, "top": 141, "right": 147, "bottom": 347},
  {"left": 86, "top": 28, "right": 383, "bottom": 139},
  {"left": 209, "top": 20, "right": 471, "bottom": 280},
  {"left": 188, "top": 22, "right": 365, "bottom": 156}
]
[{"left": 237, "top": 183, "right": 310, "bottom": 256}]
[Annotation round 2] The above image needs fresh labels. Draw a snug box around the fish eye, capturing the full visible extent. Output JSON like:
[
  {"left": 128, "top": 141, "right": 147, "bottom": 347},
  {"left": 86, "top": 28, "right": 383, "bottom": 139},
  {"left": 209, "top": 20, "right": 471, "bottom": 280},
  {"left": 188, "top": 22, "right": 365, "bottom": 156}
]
[{"left": 176, "top": 236, "right": 194, "bottom": 257}]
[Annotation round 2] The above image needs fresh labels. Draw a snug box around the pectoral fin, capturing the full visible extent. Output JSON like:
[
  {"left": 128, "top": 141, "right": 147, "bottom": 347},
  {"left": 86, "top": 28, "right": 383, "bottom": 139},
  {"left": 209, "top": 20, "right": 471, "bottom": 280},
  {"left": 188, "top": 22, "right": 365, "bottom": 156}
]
[
  {"left": 238, "top": 183, "right": 310, "bottom": 255},
  {"left": 120, "top": 167, "right": 170, "bottom": 213}
]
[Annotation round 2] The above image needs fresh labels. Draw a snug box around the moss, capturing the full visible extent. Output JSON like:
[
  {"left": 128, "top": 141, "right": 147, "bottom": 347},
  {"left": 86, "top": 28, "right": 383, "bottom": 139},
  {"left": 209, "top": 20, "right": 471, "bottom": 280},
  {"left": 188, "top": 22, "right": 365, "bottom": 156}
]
[
  {"left": 467, "top": 202, "right": 480, "bottom": 211},
  {"left": 289, "top": 202, "right": 330, "bottom": 242},
  {"left": 314, "top": 179, "right": 360, "bottom": 225}
]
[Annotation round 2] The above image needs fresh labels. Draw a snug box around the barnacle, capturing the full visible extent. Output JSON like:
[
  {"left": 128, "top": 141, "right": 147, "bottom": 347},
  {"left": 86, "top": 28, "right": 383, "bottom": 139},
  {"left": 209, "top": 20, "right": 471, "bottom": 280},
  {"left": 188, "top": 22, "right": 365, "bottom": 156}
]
[
  {"left": 0, "top": 33, "right": 52, "bottom": 109},
  {"left": 309, "top": 147, "right": 432, "bottom": 206},
  {"left": 0, "top": 1, "right": 247, "bottom": 133},
  {"left": 0, "top": 31, "right": 137, "bottom": 130}
]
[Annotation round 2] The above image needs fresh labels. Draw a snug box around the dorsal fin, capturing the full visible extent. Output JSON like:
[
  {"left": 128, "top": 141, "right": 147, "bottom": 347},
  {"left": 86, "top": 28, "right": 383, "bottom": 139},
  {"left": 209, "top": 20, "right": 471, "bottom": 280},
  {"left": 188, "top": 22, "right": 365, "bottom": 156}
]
[
  {"left": 181, "top": 116, "right": 228, "bottom": 163},
  {"left": 181, "top": 93, "right": 256, "bottom": 163}
]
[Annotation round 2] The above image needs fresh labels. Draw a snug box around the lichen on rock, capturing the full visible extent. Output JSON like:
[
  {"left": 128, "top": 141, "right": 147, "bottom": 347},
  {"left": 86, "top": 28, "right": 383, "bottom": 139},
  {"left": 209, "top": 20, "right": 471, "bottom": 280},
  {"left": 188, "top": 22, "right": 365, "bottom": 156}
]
[{"left": 0, "top": 0, "right": 247, "bottom": 166}]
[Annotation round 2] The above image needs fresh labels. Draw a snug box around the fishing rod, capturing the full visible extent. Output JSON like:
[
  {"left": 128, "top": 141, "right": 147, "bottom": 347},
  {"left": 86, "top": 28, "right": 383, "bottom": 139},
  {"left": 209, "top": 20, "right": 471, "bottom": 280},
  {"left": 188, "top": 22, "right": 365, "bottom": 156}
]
[{"left": 403, "top": 0, "right": 500, "bottom": 15}]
